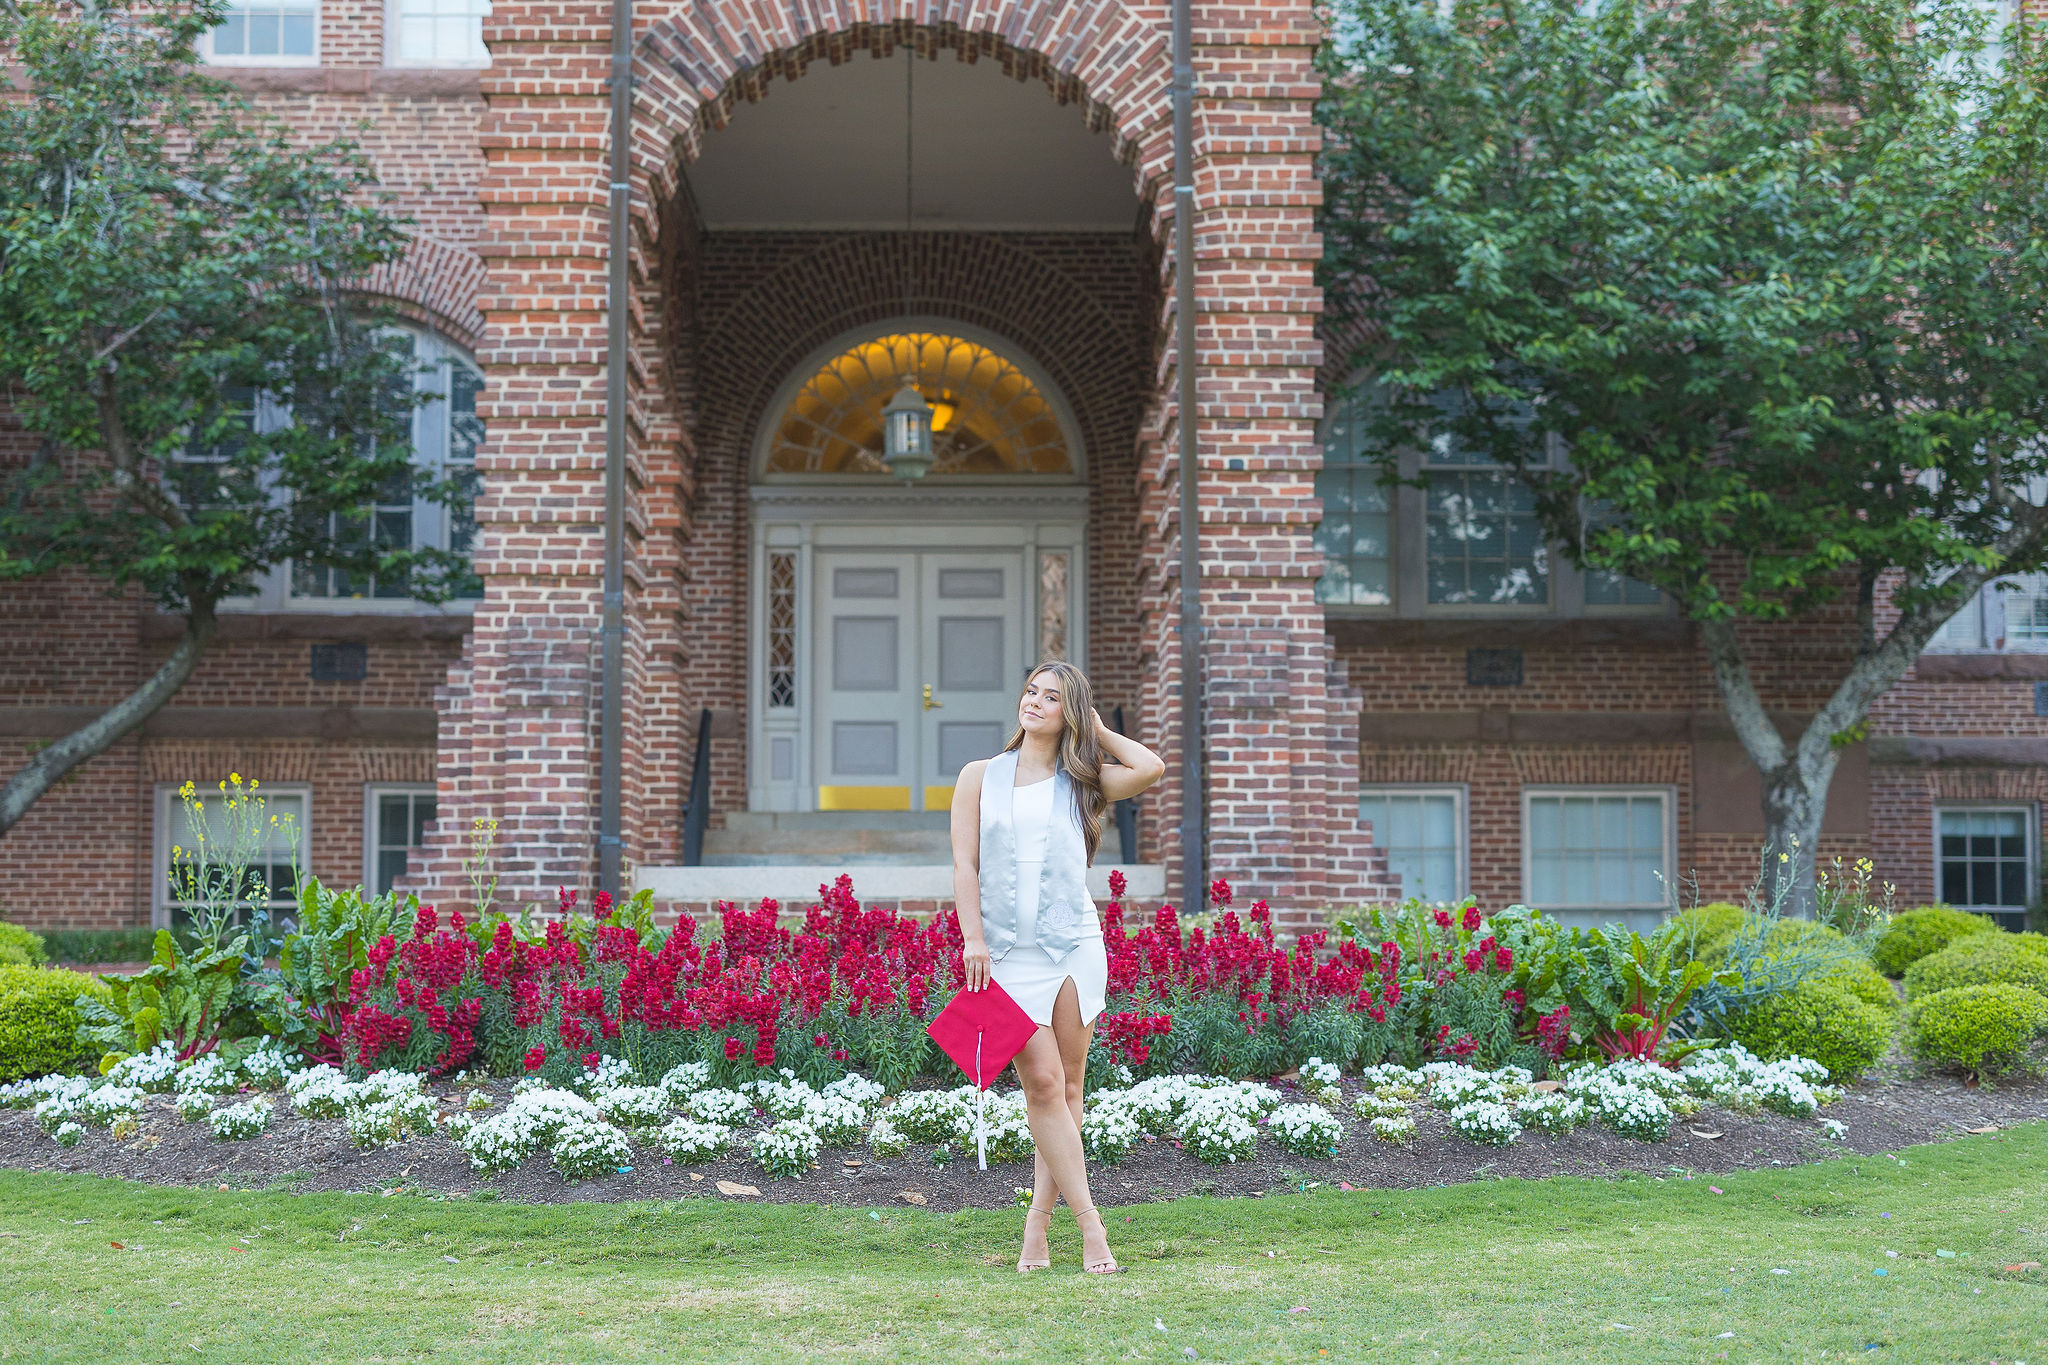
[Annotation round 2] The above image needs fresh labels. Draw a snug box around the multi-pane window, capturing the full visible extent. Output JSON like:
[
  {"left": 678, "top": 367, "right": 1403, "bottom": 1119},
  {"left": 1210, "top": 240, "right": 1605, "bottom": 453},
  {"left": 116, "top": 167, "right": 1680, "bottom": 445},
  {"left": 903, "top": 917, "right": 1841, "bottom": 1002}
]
[
  {"left": 158, "top": 786, "right": 309, "bottom": 926},
  {"left": 766, "top": 551, "right": 798, "bottom": 708},
  {"left": 392, "top": 0, "right": 492, "bottom": 66},
  {"left": 367, "top": 787, "right": 437, "bottom": 896},
  {"left": 1316, "top": 384, "right": 1659, "bottom": 615},
  {"left": 1313, "top": 396, "right": 1392, "bottom": 606},
  {"left": 1359, "top": 788, "right": 1464, "bottom": 904},
  {"left": 1936, "top": 807, "right": 2033, "bottom": 921},
  {"left": 1525, "top": 788, "right": 1672, "bottom": 911},
  {"left": 207, "top": 0, "right": 316, "bottom": 60},
  {"left": 291, "top": 327, "right": 484, "bottom": 603},
  {"left": 1927, "top": 573, "right": 2048, "bottom": 653}
]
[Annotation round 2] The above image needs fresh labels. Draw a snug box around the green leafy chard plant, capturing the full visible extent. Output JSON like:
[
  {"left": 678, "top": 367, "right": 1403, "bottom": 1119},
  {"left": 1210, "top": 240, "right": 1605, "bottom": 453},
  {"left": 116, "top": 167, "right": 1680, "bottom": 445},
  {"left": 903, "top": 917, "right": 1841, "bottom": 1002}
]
[
  {"left": 257, "top": 877, "right": 401, "bottom": 1065},
  {"left": 1556, "top": 924, "right": 1734, "bottom": 1064},
  {"left": 76, "top": 929, "right": 251, "bottom": 1066}
]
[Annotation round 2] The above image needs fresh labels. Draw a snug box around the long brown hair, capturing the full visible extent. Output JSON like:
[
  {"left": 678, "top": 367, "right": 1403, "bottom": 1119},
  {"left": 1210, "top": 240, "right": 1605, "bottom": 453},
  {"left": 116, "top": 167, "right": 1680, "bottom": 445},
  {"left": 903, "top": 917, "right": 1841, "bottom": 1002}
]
[{"left": 1002, "top": 659, "right": 1109, "bottom": 862}]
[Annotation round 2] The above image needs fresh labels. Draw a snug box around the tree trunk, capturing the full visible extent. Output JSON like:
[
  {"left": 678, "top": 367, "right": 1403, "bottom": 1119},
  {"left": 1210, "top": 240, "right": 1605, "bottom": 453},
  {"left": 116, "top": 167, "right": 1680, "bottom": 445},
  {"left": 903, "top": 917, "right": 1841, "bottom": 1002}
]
[
  {"left": 1760, "top": 752, "right": 1834, "bottom": 919},
  {"left": 0, "top": 600, "right": 218, "bottom": 835}
]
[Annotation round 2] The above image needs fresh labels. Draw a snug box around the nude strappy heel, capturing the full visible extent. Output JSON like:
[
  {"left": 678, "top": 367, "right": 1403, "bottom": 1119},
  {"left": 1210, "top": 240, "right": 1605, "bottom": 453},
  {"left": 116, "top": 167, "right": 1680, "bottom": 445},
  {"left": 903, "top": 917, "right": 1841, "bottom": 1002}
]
[
  {"left": 1071, "top": 1204, "right": 1123, "bottom": 1274},
  {"left": 1017, "top": 1203, "right": 1053, "bottom": 1272}
]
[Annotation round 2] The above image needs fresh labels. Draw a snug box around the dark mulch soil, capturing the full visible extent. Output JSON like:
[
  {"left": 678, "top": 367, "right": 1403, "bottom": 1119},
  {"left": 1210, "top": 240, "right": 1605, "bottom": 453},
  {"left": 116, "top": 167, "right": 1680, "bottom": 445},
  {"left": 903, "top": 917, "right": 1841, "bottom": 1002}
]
[{"left": 4, "top": 1057, "right": 2041, "bottom": 1213}]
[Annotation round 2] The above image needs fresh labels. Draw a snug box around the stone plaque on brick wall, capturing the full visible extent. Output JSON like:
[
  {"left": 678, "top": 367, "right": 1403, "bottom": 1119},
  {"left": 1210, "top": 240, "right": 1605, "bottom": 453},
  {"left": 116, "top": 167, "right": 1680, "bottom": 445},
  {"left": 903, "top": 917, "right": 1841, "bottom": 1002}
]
[
  {"left": 1466, "top": 648, "right": 1523, "bottom": 687},
  {"left": 309, "top": 643, "right": 368, "bottom": 683}
]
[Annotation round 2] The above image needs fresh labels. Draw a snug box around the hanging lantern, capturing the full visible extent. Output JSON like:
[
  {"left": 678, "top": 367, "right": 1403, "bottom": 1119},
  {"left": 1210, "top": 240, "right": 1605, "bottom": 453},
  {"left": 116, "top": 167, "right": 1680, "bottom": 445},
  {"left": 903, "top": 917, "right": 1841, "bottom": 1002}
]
[{"left": 881, "top": 379, "right": 937, "bottom": 482}]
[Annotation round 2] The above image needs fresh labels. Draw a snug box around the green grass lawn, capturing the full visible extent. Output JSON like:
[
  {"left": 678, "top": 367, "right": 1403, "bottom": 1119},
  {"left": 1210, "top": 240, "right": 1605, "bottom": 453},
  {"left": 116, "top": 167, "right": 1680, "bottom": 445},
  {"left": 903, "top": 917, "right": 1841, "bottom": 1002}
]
[{"left": 3, "top": 1127, "right": 2045, "bottom": 1363}]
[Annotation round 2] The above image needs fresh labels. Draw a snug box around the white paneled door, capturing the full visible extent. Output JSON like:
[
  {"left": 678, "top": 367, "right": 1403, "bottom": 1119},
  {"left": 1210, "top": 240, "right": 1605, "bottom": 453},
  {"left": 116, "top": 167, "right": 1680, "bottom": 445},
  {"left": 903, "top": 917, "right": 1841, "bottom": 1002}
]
[{"left": 814, "top": 550, "right": 1025, "bottom": 812}]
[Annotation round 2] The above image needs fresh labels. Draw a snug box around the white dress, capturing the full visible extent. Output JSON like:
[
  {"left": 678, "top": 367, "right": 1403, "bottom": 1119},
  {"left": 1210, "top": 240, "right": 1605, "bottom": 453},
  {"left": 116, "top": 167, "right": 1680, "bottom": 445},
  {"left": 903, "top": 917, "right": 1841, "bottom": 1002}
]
[{"left": 989, "top": 775, "right": 1109, "bottom": 1028}]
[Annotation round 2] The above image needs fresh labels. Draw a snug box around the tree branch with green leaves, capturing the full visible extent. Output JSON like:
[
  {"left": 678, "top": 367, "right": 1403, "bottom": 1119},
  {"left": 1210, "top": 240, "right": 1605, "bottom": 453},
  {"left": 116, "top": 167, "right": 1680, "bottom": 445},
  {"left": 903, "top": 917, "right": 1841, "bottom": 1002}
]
[{"left": 1320, "top": 0, "right": 2048, "bottom": 911}]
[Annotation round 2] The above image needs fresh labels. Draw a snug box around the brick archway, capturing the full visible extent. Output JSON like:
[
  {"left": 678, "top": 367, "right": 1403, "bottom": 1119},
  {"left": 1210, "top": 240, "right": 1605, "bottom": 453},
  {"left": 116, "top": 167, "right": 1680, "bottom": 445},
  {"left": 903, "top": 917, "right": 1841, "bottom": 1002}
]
[{"left": 417, "top": 0, "right": 1391, "bottom": 927}]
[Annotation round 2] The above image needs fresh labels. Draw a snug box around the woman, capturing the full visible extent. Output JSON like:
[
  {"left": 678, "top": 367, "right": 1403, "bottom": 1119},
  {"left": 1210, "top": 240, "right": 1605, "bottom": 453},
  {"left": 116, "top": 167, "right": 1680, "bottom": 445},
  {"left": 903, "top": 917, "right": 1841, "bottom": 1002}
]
[{"left": 950, "top": 660, "right": 1166, "bottom": 1274}]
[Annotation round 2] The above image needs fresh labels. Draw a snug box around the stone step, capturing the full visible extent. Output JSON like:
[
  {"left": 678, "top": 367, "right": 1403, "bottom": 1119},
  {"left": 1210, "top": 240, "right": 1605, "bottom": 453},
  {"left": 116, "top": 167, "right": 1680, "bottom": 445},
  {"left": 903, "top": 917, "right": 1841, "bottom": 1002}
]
[
  {"left": 703, "top": 812, "right": 952, "bottom": 864},
  {"left": 637, "top": 862, "right": 1166, "bottom": 905}
]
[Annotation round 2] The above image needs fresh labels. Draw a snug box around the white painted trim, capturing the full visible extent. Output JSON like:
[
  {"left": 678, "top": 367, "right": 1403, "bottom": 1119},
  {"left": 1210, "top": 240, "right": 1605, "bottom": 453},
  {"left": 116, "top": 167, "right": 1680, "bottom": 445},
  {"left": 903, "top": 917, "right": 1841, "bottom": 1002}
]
[
  {"left": 151, "top": 782, "right": 313, "bottom": 928},
  {"left": 637, "top": 863, "right": 1164, "bottom": 903},
  {"left": 1357, "top": 784, "right": 1469, "bottom": 902},
  {"left": 362, "top": 783, "right": 437, "bottom": 893},
  {"left": 199, "top": 0, "right": 321, "bottom": 65},
  {"left": 750, "top": 316, "right": 1088, "bottom": 487},
  {"left": 1519, "top": 784, "right": 1678, "bottom": 914}
]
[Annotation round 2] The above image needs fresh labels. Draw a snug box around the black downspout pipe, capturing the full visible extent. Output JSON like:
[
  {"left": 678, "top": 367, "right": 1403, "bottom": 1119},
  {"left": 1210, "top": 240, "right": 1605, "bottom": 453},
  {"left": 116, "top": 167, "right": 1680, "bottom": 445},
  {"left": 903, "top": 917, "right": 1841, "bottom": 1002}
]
[
  {"left": 1172, "top": 0, "right": 1205, "bottom": 913},
  {"left": 598, "top": 0, "right": 633, "bottom": 898}
]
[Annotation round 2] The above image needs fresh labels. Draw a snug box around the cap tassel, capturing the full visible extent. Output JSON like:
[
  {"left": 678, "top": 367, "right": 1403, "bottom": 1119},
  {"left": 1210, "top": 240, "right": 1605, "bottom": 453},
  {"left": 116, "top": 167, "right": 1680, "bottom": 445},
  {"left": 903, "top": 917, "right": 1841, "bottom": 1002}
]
[{"left": 975, "top": 1029, "right": 988, "bottom": 1170}]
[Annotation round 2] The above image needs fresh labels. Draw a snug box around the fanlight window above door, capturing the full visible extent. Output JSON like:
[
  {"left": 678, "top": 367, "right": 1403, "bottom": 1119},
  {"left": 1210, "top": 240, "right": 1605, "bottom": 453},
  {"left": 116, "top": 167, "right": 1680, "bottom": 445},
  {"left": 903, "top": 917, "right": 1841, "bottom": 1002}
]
[{"left": 765, "top": 332, "right": 1075, "bottom": 477}]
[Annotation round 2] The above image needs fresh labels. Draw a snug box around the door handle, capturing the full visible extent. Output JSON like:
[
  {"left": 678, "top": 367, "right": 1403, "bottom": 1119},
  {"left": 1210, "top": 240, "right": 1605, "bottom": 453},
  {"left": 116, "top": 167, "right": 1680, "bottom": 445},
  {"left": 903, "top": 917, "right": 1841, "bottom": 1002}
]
[{"left": 923, "top": 683, "right": 943, "bottom": 711}]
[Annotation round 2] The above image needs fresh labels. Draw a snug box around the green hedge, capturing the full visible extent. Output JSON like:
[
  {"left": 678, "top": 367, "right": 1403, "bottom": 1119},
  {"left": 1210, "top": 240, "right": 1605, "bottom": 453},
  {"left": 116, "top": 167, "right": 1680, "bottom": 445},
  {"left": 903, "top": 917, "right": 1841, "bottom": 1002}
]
[
  {"left": 1905, "top": 983, "right": 2048, "bottom": 1079},
  {"left": 1902, "top": 932, "right": 2048, "bottom": 1001},
  {"left": 0, "top": 922, "right": 48, "bottom": 968},
  {"left": 1669, "top": 903, "right": 1748, "bottom": 964},
  {"left": 0, "top": 966, "right": 113, "bottom": 1082},
  {"left": 1759, "top": 918, "right": 1900, "bottom": 1012},
  {"left": 37, "top": 928, "right": 180, "bottom": 966},
  {"left": 1871, "top": 906, "right": 1999, "bottom": 978},
  {"left": 1730, "top": 979, "right": 1895, "bottom": 1083}
]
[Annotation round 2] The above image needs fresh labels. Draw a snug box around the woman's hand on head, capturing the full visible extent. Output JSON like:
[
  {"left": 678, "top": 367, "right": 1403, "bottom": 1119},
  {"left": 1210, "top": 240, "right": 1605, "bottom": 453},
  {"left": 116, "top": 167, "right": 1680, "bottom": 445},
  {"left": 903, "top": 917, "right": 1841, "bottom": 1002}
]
[{"left": 963, "top": 942, "right": 991, "bottom": 992}]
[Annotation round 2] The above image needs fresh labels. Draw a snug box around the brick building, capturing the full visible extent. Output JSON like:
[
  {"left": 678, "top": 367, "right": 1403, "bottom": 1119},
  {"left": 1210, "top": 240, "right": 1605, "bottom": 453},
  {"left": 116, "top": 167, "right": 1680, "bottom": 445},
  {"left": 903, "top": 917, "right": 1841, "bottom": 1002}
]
[{"left": 3, "top": 0, "right": 2044, "bottom": 935}]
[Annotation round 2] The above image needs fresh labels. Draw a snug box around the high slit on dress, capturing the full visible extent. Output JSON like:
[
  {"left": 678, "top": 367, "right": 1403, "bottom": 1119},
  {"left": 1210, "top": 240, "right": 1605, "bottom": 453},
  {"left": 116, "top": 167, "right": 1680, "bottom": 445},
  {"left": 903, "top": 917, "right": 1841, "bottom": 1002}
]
[{"left": 989, "top": 775, "right": 1109, "bottom": 1028}]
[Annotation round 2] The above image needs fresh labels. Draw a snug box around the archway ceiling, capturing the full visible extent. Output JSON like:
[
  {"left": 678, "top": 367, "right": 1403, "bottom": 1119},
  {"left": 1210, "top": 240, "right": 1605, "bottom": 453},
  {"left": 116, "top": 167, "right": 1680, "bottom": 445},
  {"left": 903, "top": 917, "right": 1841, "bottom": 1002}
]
[{"left": 683, "top": 50, "right": 1136, "bottom": 232}]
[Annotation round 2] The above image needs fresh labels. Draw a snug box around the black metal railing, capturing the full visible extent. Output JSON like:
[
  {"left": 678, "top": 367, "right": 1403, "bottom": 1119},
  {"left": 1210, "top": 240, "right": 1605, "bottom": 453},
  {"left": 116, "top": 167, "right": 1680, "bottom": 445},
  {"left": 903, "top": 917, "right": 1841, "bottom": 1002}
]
[
  {"left": 1111, "top": 705, "right": 1139, "bottom": 864},
  {"left": 681, "top": 707, "right": 713, "bottom": 866}
]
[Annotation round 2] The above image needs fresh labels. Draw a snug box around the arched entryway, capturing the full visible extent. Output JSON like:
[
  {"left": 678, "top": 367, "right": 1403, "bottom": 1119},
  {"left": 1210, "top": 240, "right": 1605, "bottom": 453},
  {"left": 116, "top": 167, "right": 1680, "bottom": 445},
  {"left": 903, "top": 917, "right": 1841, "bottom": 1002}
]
[{"left": 746, "top": 321, "right": 1090, "bottom": 815}]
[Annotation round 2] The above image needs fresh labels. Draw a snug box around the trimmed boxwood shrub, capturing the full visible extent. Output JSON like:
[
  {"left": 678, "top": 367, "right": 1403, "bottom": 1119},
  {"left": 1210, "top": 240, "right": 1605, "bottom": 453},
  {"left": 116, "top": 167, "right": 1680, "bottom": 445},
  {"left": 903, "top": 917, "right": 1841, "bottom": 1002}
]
[
  {"left": 1670, "top": 903, "right": 1748, "bottom": 963},
  {"left": 1759, "top": 918, "right": 1900, "bottom": 1013},
  {"left": 0, "top": 922, "right": 47, "bottom": 968},
  {"left": 1905, "top": 983, "right": 2048, "bottom": 1079},
  {"left": 0, "top": 966, "right": 113, "bottom": 1081},
  {"left": 1902, "top": 932, "right": 2048, "bottom": 1002},
  {"left": 1730, "top": 980, "right": 1895, "bottom": 1083},
  {"left": 1872, "top": 906, "right": 1999, "bottom": 978}
]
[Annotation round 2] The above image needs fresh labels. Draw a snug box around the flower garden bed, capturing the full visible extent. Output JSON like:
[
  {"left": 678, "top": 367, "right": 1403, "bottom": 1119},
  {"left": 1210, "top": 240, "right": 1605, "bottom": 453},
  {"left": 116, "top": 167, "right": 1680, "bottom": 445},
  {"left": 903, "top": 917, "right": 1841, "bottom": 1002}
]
[{"left": 4, "top": 1044, "right": 2039, "bottom": 1213}]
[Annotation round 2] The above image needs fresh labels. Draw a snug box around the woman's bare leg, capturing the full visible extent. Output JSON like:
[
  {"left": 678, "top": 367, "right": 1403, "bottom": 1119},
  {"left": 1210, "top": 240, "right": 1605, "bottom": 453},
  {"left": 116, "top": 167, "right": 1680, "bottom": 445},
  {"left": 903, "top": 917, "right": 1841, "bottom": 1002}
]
[
  {"left": 1012, "top": 1010, "right": 1105, "bottom": 1267},
  {"left": 1027, "top": 978, "right": 1096, "bottom": 1219}
]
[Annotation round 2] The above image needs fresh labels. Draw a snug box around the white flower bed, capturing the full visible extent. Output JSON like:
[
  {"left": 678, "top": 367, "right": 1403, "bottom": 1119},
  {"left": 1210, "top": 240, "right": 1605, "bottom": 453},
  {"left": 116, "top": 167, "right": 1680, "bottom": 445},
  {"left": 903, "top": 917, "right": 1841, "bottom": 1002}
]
[
  {"left": 1353, "top": 1092, "right": 1409, "bottom": 1120},
  {"left": 52, "top": 1121, "right": 84, "bottom": 1148},
  {"left": 1080, "top": 1100, "right": 1141, "bottom": 1163},
  {"left": 1516, "top": 1091, "right": 1587, "bottom": 1135},
  {"left": 102, "top": 1044, "right": 181, "bottom": 1093},
  {"left": 1268, "top": 1103, "right": 1344, "bottom": 1158},
  {"left": 461, "top": 1087, "right": 606, "bottom": 1172},
  {"left": 1177, "top": 1093, "right": 1260, "bottom": 1164},
  {"left": 886, "top": 1090, "right": 971, "bottom": 1145},
  {"left": 1369, "top": 1113, "right": 1417, "bottom": 1144},
  {"left": 656, "top": 1061, "right": 713, "bottom": 1104},
  {"left": 285, "top": 1065, "right": 354, "bottom": 1119},
  {"left": 823, "top": 1073, "right": 887, "bottom": 1115},
  {"left": 595, "top": 1085, "right": 671, "bottom": 1131},
  {"left": 577, "top": 1055, "right": 637, "bottom": 1097},
  {"left": 865, "top": 1117, "right": 910, "bottom": 1158},
  {"left": 750, "top": 1071, "right": 822, "bottom": 1122},
  {"left": 550, "top": 1117, "right": 634, "bottom": 1179},
  {"left": 655, "top": 1117, "right": 736, "bottom": 1163},
  {"left": 32, "top": 1078, "right": 93, "bottom": 1132},
  {"left": 210, "top": 1097, "right": 273, "bottom": 1141},
  {"left": 464, "top": 1089, "right": 494, "bottom": 1112},
  {"left": 801, "top": 1093, "right": 870, "bottom": 1148},
  {"left": 1299, "top": 1056, "right": 1342, "bottom": 1088},
  {"left": 977, "top": 1092, "right": 1036, "bottom": 1164},
  {"left": 1678, "top": 1045, "right": 1835, "bottom": 1119},
  {"left": 1359, "top": 1063, "right": 1422, "bottom": 1097},
  {"left": 239, "top": 1044, "right": 299, "bottom": 1091},
  {"left": 753, "top": 1119, "right": 822, "bottom": 1178},
  {"left": 685, "top": 1088, "right": 754, "bottom": 1127},
  {"left": 75, "top": 1085, "right": 146, "bottom": 1127},
  {"left": 176, "top": 1091, "right": 214, "bottom": 1122},
  {"left": 1428, "top": 1066, "right": 1507, "bottom": 1110},
  {"left": 1447, "top": 1099, "right": 1522, "bottom": 1146},
  {"left": 1566, "top": 1070, "right": 1674, "bottom": 1143},
  {"left": 346, "top": 1090, "right": 437, "bottom": 1149},
  {"left": 174, "top": 1055, "right": 240, "bottom": 1096},
  {"left": 439, "top": 1111, "right": 478, "bottom": 1140}
]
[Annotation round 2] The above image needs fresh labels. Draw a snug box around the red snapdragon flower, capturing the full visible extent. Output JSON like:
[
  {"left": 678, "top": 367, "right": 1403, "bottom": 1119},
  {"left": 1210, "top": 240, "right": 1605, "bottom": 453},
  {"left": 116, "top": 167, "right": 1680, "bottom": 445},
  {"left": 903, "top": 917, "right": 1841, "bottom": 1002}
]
[
  {"left": 1433, "top": 909, "right": 1453, "bottom": 929},
  {"left": 523, "top": 1046, "right": 546, "bottom": 1071},
  {"left": 1461, "top": 904, "right": 1483, "bottom": 932}
]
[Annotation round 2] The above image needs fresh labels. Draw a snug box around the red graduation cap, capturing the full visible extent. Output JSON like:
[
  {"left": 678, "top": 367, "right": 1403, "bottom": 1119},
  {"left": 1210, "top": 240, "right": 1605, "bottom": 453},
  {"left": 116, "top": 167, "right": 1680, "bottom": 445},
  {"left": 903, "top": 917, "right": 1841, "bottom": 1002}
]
[{"left": 926, "top": 980, "right": 1037, "bottom": 1169}]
